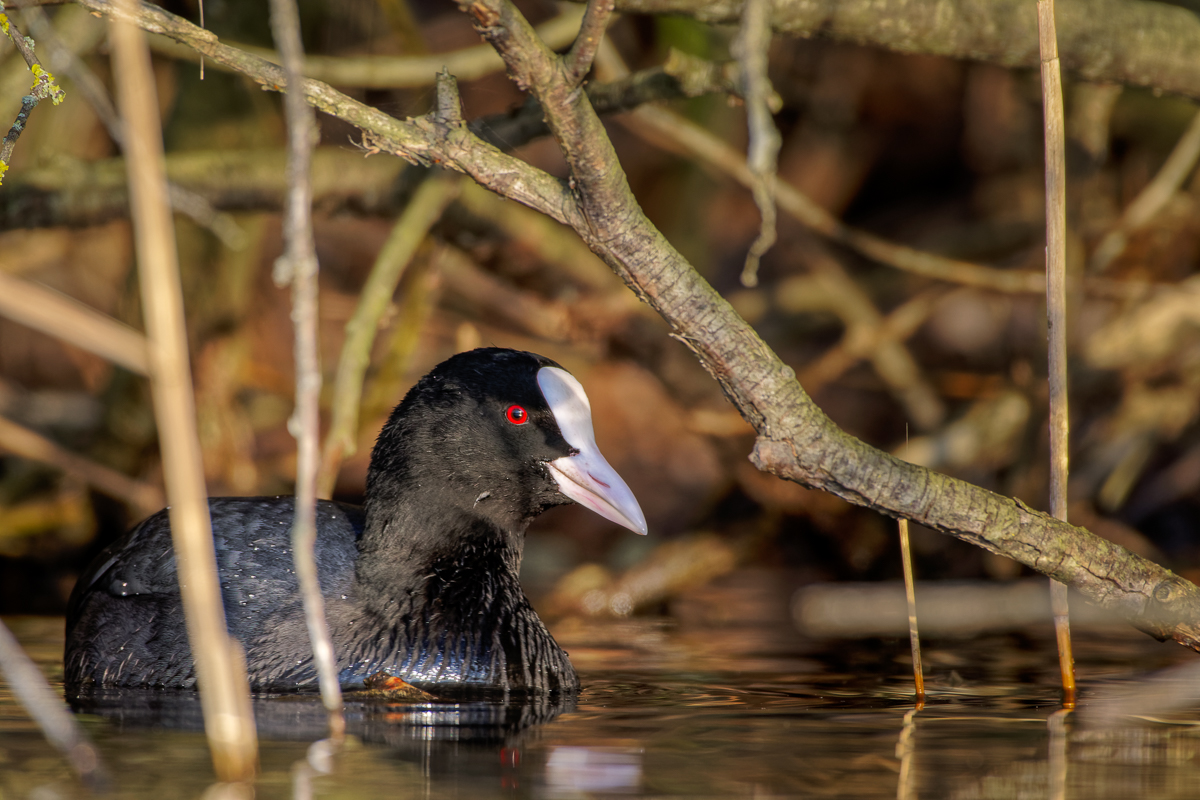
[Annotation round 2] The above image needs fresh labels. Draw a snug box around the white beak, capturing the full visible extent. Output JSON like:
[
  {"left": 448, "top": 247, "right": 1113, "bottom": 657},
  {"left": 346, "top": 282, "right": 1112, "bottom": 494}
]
[{"left": 537, "top": 367, "right": 648, "bottom": 535}]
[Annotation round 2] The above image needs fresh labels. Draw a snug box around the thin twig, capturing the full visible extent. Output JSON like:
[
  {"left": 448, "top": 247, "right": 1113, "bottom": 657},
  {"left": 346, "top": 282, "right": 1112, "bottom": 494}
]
[
  {"left": 731, "top": 0, "right": 780, "bottom": 287},
  {"left": 109, "top": 0, "right": 258, "bottom": 779},
  {"left": 317, "top": 171, "right": 460, "bottom": 499},
  {"left": 564, "top": 0, "right": 613, "bottom": 83},
  {"left": 0, "top": 619, "right": 105, "bottom": 788},
  {"left": 0, "top": 5, "right": 64, "bottom": 182},
  {"left": 0, "top": 94, "right": 36, "bottom": 168},
  {"left": 268, "top": 0, "right": 345, "bottom": 742},
  {"left": 0, "top": 7, "right": 64, "bottom": 100},
  {"left": 22, "top": 5, "right": 117, "bottom": 133},
  {"left": 1038, "top": 0, "right": 1077, "bottom": 710}
]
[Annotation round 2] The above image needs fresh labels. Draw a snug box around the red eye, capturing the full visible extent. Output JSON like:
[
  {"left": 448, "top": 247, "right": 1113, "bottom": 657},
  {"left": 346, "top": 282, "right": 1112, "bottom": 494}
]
[{"left": 505, "top": 404, "right": 528, "bottom": 425}]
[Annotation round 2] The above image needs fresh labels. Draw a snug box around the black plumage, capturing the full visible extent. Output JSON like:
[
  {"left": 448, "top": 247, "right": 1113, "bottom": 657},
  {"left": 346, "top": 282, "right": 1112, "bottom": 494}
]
[{"left": 65, "top": 348, "right": 646, "bottom": 696}]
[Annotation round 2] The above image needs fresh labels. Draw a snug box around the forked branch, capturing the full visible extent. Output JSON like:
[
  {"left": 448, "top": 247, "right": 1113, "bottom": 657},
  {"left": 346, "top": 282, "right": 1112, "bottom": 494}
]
[{"left": 74, "top": 0, "right": 1200, "bottom": 651}]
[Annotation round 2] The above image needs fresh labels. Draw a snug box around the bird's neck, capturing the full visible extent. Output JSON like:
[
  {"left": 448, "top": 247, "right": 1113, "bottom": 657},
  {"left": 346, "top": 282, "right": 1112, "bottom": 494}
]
[
  {"left": 354, "top": 488, "right": 527, "bottom": 616},
  {"left": 342, "top": 483, "right": 575, "bottom": 693}
]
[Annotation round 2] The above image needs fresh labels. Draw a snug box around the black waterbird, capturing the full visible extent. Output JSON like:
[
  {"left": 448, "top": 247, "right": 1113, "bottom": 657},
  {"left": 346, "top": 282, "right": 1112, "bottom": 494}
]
[{"left": 65, "top": 348, "right": 646, "bottom": 696}]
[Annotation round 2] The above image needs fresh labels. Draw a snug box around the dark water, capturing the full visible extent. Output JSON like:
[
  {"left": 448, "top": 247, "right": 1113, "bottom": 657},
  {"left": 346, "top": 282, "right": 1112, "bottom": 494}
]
[{"left": 4, "top": 607, "right": 1200, "bottom": 799}]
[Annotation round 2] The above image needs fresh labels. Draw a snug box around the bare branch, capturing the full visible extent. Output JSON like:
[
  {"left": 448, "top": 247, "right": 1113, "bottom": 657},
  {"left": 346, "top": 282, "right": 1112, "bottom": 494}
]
[
  {"left": 597, "top": 0, "right": 1200, "bottom": 102},
  {"left": 0, "top": 5, "right": 65, "bottom": 182},
  {"left": 268, "top": 0, "right": 344, "bottom": 741},
  {"left": 449, "top": 0, "right": 1200, "bottom": 651},
  {"left": 564, "top": 0, "right": 614, "bottom": 83},
  {"left": 74, "top": 0, "right": 1200, "bottom": 653},
  {"left": 730, "top": 0, "right": 780, "bottom": 287}
]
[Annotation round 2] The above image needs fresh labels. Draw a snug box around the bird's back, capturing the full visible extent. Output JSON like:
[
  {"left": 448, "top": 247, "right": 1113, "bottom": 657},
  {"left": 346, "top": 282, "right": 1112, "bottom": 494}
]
[{"left": 65, "top": 497, "right": 364, "bottom": 691}]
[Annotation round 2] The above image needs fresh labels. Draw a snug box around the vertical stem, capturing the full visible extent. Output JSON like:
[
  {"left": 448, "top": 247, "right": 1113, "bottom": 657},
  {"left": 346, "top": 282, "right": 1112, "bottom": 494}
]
[
  {"left": 897, "top": 518, "right": 924, "bottom": 705},
  {"left": 268, "top": 0, "right": 345, "bottom": 740},
  {"left": 1037, "top": 0, "right": 1077, "bottom": 709},
  {"left": 108, "top": 0, "right": 258, "bottom": 779}
]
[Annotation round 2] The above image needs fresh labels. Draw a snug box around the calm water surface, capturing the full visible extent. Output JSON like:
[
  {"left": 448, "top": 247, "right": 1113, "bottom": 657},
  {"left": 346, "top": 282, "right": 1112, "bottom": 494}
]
[{"left": 4, "top": 601, "right": 1200, "bottom": 799}]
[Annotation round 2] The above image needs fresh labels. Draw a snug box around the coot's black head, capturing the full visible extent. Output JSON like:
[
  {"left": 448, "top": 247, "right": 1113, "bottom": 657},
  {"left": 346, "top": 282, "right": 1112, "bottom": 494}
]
[{"left": 365, "top": 348, "right": 646, "bottom": 535}]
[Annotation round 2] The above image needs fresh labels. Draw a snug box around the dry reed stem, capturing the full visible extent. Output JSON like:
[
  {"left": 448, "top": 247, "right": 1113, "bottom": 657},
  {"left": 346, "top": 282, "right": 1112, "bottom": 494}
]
[
  {"left": 0, "top": 619, "right": 105, "bottom": 787},
  {"left": 109, "top": 0, "right": 258, "bottom": 778},
  {"left": 317, "top": 172, "right": 461, "bottom": 499},
  {"left": 0, "top": 270, "right": 150, "bottom": 375},
  {"left": 897, "top": 518, "right": 924, "bottom": 704},
  {"left": 1038, "top": 0, "right": 1077, "bottom": 709},
  {"left": 268, "top": 0, "right": 344, "bottom": 740},
  {"left": 0, "top": 413, "right": 163, "bottom": 513}
]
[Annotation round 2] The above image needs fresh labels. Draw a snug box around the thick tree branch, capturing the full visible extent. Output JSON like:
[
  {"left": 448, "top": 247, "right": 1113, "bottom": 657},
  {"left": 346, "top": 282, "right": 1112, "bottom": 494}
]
[
  {"left": 453, "top": 0, "right": 1200, "bottom": 650},
  {"left": 599, "top": 0, "right": 1200, "bottom": 101},
  {"left": 72, "top": 0, "right": 1200, "bottom": 651}
]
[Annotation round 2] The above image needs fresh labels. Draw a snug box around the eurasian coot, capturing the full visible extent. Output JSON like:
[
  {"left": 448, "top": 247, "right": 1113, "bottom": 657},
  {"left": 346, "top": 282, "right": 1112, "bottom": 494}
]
[{"left": 65, "top": 348, "right": 646, "bottom": 696}]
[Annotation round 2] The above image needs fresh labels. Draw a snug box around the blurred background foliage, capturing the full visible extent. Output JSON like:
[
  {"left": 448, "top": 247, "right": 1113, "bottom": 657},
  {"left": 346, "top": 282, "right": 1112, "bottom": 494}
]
[{"left": 1, "top": 0, "right": 1198, "bottom": 626}]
